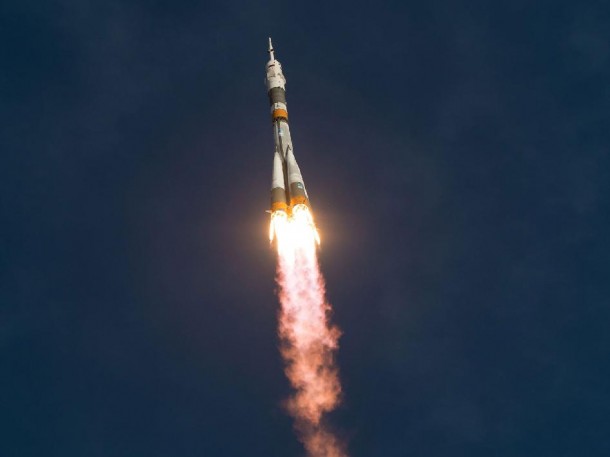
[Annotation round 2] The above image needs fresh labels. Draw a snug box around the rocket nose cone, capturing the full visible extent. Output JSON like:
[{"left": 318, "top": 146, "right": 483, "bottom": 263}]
[{"left": 268, "top": 37, "right": 275, "bottom": 61}]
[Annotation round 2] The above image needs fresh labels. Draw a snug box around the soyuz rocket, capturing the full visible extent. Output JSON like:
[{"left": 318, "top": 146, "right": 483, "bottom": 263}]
[{"left": 265, "top": 38, "right": 310, "bottom": 214}]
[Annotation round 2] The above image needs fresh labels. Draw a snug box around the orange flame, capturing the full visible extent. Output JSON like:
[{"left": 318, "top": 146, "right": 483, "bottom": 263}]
[{"left": 271, "top": 205, "right": 347, "bottom": 457}]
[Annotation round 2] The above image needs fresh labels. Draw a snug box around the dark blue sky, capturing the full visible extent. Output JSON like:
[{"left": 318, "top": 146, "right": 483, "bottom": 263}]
[{"left": 1, "top": 1, "right": 609, "bottom": 456}]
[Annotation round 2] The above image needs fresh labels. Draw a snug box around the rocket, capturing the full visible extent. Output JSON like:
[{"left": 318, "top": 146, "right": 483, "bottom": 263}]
[{"left": 266, "top": 38, "right": 310, "bottom": 214}]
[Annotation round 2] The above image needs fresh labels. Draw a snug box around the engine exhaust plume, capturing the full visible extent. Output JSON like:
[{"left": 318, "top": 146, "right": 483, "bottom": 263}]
[{"left": 272, "top": 205, "right": 347, "bottom": 457}]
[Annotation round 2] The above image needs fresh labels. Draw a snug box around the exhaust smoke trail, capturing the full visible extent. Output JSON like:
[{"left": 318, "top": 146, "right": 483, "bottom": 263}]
[{"left": 271, "top": 206, "right": 347, "bottom": 457}]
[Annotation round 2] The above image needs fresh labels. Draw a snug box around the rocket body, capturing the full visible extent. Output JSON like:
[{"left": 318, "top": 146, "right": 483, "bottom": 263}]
[{"left": 266, "top": 39, "right": 310, "bottom": 214}]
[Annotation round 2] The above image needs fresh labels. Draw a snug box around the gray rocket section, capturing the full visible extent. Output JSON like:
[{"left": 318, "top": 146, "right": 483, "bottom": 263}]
[{"left": 266, "top": 38, "right": 310, "bottom": 212}]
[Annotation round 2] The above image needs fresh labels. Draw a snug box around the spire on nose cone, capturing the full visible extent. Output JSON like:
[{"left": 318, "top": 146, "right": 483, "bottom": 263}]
[{"left": 268, "top": 37, "right": 275, "bottom": 61}]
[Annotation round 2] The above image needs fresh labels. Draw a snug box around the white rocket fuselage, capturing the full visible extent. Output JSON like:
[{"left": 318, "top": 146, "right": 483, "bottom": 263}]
[{"left": 266, "top": 39, "right": 309, "bottom": 213}]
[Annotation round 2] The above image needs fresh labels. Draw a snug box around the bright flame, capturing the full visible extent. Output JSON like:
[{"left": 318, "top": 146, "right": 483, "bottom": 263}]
[
  {"left": 271, "top": 205, "right": 347, "bottom": 457},
  {"left": 270, "top": 205, "right": 320, "bottom": 249}
]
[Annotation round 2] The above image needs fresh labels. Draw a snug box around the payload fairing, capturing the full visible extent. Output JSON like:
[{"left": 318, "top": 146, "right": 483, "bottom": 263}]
[{"left": 266, "top": 38, "right": 310, "bottom": 214}]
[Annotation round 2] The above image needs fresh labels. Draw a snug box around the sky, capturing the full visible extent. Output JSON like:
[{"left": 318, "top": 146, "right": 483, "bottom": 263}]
[{"left": 1, "top": 1, "right": 609, "bottom": 456}]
